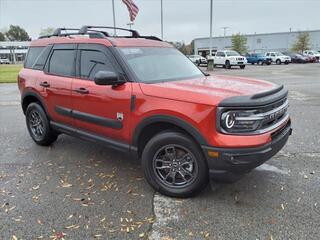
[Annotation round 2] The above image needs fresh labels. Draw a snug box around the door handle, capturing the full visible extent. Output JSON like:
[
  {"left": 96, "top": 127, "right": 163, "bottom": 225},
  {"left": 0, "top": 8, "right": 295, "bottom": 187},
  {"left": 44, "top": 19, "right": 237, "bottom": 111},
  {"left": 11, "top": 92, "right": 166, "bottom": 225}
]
[
  {"left": 74, "top": 87, "right": 89, "bottom": 94},
  {"left": 40, "top": 81, "right": 50, "bottom": 88}
]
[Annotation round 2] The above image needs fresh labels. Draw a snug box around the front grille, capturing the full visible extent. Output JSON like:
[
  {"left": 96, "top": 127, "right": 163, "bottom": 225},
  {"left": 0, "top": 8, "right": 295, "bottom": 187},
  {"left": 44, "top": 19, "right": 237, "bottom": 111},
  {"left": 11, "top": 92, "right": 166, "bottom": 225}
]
[{"left": 255, "top": 97, "right": 289, "bottom": 132}]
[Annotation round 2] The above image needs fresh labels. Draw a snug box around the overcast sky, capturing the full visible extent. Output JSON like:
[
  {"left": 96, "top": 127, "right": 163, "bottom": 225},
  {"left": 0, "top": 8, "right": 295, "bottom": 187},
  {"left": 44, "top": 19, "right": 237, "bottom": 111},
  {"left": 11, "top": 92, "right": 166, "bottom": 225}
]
[{"left": 0, "top": 0, "right": 319, "bottom": 42}]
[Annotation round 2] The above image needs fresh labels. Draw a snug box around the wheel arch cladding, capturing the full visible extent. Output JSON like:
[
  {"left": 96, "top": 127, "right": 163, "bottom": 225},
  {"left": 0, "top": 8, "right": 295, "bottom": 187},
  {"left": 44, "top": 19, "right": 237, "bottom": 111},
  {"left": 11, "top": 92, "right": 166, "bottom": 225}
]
[
  {"left": 132, "top": 115, "right": 208, "bottom": 157},
  {"left": 22, "top": 91, "right": 49, "bottom": 117}
]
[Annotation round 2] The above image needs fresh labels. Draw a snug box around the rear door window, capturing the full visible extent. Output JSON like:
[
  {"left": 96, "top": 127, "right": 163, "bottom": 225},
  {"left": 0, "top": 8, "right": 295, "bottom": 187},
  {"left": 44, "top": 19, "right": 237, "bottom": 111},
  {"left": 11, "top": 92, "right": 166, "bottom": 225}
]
[
  {"left": 32, "top": 45, "right": 53, "bottom": 70},
  {"left": 24, "top": 47, "right": 44, "bottom": 68},
  {"left": 48, "top": 49, "right": 76, "bottom": 77}
]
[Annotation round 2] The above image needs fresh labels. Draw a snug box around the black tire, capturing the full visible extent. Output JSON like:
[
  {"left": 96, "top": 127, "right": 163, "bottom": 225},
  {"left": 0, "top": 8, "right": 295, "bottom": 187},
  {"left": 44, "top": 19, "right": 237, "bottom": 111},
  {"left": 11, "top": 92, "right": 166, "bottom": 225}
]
[
  {"left": 225, "top": 60, "right": 231, "bottom": 69},
  {"left": 240, "top": 65, "right": 245, "bottom": 69},
  {"left": 257, "top": 60, "right": 263, "bottom": 65},
  {"left": 276, "top": 59, "right": 281, "bottom": 65},
  {"left": 285, "top": 61, "right": 289, "bottom": 65},
  {"left": 141, "top": 131, "right": 209, "bottom": 198},
  {"left": 26, "top": 102, "right": 58, "bottom": 146},
  {"left": 266, "top": 62, "right": 271, "bottom": 65}
]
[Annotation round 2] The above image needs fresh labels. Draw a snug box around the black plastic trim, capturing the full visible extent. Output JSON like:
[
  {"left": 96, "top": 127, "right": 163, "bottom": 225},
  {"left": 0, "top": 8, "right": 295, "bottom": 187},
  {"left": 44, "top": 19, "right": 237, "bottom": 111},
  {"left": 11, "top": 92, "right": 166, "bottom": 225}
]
[
  {"left": 219, "top": 84, "right": 288, "bottom": 108},
  {"left": 21, "top": 90, "right": 50, "bottom": 118},
  {"left": 132, "top": 115, "right": 208, "bottom": 147},
  {"left": 203, "top": 120, "right": 292, "bottom": 178},
  {"left": 130, "top": 95, "right": 136, "bottom": 111},
  {"left": 55, "top": 106, "right": 123, "bottom": 129},
  {"left": 51, "top": 121, "right": 129, "bottom": 152}
]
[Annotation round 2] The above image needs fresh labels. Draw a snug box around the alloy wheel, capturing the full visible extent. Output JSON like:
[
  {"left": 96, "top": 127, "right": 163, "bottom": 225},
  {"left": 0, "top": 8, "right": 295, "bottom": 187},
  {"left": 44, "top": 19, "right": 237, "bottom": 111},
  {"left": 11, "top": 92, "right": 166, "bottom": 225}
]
[{"left": 152, "top": 144, "right": 198, "bottom": 188}]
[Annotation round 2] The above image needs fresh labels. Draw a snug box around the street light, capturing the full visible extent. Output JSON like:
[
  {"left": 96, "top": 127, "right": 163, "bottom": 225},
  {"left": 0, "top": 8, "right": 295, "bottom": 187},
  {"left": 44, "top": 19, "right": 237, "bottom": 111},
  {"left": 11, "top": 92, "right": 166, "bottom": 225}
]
[
  {"left": 221, "top": 26, "right": 229, "bottom": 49},
  {"left": 127, "top": 22, "right": 134, "bottom": 30}
]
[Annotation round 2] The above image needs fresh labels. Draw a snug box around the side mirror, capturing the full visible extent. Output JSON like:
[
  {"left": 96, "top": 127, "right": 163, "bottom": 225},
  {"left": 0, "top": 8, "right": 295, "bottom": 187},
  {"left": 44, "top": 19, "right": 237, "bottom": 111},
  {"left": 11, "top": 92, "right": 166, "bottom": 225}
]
[{"left": 94, "top": 71, "right": 125, "bottom": 86}]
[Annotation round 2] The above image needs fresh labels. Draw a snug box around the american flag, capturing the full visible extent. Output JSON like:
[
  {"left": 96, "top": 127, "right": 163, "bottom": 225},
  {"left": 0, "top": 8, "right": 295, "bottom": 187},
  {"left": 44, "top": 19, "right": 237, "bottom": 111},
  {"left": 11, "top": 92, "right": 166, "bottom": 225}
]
[{"left": 122, "top": 0, "right": 139, "bottom": 22}]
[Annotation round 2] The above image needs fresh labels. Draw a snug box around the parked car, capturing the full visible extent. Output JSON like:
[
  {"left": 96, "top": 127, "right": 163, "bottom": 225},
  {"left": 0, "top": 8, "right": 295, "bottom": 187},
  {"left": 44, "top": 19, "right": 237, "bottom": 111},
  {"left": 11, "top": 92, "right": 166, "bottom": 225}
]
[
  {"left": 18, "top": 26, "right": 292, "bottom": 197},
  {"left": 282, "top": 52, "right": 308, "bottom": 64},
  {"left": 265, "top": 52, "right": 291, "bottom": 65},
  {"left": 0, "top": 58, "right": 10, "bottom": 64},
  {"left": 213, "top": 50, "right": 247, "bottom": 69},
  {"left": 303, "top": 50, "right": 320, "bottom": 62},
  {"left": 187, "top": 55, "right": 207, "bottom": 66},
  {"left": 245, "top": 53, "right": 272, "bottom": 65}
]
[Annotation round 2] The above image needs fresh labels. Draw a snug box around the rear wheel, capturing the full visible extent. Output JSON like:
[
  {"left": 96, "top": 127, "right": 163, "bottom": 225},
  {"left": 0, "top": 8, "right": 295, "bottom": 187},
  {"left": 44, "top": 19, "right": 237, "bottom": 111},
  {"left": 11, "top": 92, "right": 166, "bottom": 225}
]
[
  {"left": 257, "top": 60, "right": 263, "bottom": 65},
  {"left": 26, "top": 102, "right": 57, "bottom": 146},
  {"left": 142, "top": 131, "right": 209, "bottom": 198}
]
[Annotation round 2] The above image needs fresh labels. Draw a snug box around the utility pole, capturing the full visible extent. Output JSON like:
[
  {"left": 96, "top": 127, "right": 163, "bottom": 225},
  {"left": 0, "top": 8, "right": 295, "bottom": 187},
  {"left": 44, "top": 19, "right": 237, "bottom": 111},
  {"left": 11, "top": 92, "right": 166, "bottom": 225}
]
[
  {"left": 160, "top": 0, "right": 164, "bottom": 39},
  {"left": 209, "top": 0, "right": 213, "bottom": 56},
  {"left": 112, "top": 0, "right": 116, "bottom": 35}
]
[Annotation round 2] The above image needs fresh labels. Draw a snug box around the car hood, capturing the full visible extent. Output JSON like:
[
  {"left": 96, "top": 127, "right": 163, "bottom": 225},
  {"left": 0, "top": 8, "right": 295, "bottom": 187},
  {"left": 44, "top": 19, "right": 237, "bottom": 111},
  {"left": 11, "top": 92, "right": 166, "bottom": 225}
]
[{"left": 139, "top": 75, "right": 277, "bottom": 106}]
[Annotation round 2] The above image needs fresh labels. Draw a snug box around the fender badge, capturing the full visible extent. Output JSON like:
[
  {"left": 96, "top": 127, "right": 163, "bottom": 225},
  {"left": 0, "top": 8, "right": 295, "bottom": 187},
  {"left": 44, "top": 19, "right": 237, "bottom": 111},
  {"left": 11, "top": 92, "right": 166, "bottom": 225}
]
[{"left": 117, "top": 112, "right": 124, "bottom": 121}]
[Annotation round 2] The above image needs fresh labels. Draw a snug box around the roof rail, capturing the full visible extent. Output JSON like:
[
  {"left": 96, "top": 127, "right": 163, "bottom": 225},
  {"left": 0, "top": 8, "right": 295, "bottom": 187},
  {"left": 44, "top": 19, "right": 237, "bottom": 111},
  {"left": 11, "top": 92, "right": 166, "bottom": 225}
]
[
  {"left": 79, "top": 25, "right": 140, "bottom": 38},
  {"left": 52, "top": 28, "right": 80, "bottom": 36},
  {"left": 38, "top": 28, "right": 80, "bottom": 39}
]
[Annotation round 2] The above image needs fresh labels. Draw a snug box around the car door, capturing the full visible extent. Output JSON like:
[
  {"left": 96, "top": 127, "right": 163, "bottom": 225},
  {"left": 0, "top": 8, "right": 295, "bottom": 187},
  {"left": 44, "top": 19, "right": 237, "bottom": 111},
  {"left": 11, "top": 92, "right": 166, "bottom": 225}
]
[
  {"left": 44, "top": 44, "right": 77, "bottom": 126},
  {"left": 215, "top": 51, "right": 223, "bottom": 64},
  {"left": 71, "top": 44, "right": 132, "bottom": 143}
]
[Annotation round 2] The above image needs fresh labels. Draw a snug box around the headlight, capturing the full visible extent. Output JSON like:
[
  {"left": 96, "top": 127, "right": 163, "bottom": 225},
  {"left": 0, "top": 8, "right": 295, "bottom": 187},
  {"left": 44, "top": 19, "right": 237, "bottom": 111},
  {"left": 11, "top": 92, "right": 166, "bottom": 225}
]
[{"left": 220, "top": 110, "right": 263, "bottom": 133}]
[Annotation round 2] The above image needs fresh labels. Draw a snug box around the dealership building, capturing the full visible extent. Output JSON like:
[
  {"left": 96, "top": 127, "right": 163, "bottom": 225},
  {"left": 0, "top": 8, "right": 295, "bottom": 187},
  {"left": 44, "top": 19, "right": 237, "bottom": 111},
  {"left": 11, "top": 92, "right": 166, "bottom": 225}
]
[
  {"left": 194, "top": 29, "right": 320, "bottom": 57},
  {"left": 0, "top": 41, "right": 30, "bottom": 63}
]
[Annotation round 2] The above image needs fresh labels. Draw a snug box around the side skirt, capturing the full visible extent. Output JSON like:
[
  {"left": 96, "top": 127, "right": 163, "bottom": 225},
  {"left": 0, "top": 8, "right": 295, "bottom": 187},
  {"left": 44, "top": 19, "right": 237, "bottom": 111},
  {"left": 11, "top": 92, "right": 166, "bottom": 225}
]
[{"left": 51, "top": 121, "right": 137, "bottom": 155}]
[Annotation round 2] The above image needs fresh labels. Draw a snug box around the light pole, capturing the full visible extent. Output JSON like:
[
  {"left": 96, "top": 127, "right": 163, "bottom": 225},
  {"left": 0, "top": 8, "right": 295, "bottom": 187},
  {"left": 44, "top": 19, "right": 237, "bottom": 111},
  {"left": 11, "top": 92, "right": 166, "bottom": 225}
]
[
  {"left": 221, "top": 26, "right": 228, "bottom": 49},
  {"left": 112, "top": 0, "right": 116, "bottom": 35},
  {"left": 160, "top": 0, "right": 164, "bottom": 39},
  {"left": 127, "top": 22, "right": 134, "bottom": 30},
  {"left": 209, "top": 0, "right": 213, "bottom": 56}
]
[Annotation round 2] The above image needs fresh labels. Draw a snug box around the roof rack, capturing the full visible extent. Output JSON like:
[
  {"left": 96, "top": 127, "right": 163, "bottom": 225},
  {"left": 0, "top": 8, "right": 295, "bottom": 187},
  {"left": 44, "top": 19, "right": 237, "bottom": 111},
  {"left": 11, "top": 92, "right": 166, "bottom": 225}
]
[
  {"left": 38, "top": 26, "right": 162, "bottom": 42},
  {"left": 79, "top": 25, "right": 140, "bottom": 38}
]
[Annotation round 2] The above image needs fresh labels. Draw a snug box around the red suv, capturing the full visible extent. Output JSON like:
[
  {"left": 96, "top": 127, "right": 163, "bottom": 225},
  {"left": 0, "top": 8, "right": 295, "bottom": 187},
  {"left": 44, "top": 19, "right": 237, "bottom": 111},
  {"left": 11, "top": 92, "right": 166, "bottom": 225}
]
[{"left": 18, "top": 26, "right": 292, "bottom": 197}]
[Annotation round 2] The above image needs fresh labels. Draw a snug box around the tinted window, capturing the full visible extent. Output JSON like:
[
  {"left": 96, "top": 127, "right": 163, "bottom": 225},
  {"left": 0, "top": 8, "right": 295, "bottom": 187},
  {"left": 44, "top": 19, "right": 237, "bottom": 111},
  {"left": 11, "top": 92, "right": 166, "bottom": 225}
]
[
  {"left": 25, "top": 47, "right": 44, "bottom": 68},
  {"left": 80, "top": 50, "right": 114, "bottom": 80},
  {"left": 32, "top": 45, "right": 52, "bottom": 70},
  {"left": 216, "top": 52, "right": 224, "bottom": 57},
  {"left": 119, "top": 47, "right": 203, "bottom": 83},
  {"left": 49, "top": 50, "right": 76, "bottom": 76}
]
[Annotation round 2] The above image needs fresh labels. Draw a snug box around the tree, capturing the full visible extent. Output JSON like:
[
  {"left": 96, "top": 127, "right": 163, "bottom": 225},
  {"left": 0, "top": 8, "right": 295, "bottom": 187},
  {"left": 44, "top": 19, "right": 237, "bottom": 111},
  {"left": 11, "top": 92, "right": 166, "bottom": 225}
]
[
  {"left": 39, "top": 27, "right": 55, "bottom": 37},
  {"left": 291, "top": 32, "right": 310, "bottom": 53},
  {"left": 0, "top": 32, "right": 5, "bottom": 41},
  {"left": 231, "top": 33, "right": 247, "bottom": 55},
  {"left": 5, "top": 25, "right": 31, "bottom": 41}
]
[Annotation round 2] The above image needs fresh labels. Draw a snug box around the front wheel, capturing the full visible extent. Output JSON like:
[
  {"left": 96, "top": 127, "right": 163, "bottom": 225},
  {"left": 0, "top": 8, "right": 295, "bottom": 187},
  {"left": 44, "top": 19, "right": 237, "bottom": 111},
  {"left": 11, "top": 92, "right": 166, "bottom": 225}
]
[
  {"left": 26, "top": 102, "right": 58, "bottom": 146},
  {"left": 225, "top": 60, "right": 231, "bottom": 69},
  {"left": 276, "top": 59, "right": 281, "bottom": 65},
  {"left": 240, "top": 65, "right": 246, "bottom": 69},
  {"left": 142, "top": 131, "right": 209, "bottom": 198},
  {"left": 257, "top": 60, "right": 263, "bottom": 65}
]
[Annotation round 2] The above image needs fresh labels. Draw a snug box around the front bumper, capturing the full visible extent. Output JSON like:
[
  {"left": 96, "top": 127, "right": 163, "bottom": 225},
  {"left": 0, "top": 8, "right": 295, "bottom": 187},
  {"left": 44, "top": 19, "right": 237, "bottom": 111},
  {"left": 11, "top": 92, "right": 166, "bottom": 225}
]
[{"left": 202, "top": 120, "right": 292, "bottom": 182}]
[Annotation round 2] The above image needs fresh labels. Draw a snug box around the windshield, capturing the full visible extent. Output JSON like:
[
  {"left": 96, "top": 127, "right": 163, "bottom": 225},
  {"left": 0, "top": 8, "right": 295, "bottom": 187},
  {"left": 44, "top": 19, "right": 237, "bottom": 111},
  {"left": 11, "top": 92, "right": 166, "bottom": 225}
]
[
  {"left": 225, "top": 51, "right": 240, "bottom": 57},
  {"left": 276, "top": 52, "right": 284, "bottom": 56},
  {"left": 119, "top": 47, "right": 204, "bottom": 83}
]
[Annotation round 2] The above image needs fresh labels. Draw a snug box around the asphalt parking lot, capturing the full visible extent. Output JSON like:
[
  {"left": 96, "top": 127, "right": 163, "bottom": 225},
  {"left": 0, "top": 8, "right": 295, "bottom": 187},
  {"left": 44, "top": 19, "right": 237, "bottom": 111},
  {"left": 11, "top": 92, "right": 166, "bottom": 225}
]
[{"left": 1, "top": 63, "right": 320, "bottom": 240}]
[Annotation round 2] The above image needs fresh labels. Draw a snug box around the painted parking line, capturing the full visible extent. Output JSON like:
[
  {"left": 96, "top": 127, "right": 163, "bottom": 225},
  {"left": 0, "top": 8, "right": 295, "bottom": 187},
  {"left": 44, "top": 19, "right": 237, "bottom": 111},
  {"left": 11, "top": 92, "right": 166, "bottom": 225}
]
[
  {"left": 149, "top": 193, "right": 180, "bottom": 240},
  {"left": 256, "top": 163, "right": 288, "bottom": 175}
]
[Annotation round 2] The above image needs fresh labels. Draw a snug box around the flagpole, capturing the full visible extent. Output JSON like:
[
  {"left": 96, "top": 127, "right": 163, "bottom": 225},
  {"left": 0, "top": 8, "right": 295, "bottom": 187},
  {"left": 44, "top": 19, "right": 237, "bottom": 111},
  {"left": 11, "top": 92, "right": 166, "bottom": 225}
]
[
  {"left": 160, "top": 0, "right": 163, "bottom": 39},
  {"left": 209, "top": 0, "right": 213, "bottom": 56},
  {"left": 112, "top": 0, "right": 117, "bottom": 35}
]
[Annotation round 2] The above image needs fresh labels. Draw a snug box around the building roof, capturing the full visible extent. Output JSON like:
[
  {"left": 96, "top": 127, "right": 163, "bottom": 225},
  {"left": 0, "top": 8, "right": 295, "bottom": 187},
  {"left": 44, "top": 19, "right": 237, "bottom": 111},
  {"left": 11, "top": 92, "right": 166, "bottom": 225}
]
[{"left": 194, "top": 29, "right": 320, "bottom": 41}]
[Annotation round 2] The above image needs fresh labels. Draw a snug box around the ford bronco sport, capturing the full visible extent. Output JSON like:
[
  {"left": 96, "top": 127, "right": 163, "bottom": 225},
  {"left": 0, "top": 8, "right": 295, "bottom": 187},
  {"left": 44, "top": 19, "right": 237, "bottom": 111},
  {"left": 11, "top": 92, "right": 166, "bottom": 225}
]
[{"left": 18, "top": 26, "right": 292, "bottom": 197}]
